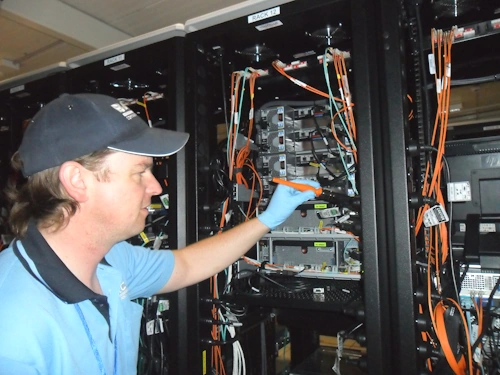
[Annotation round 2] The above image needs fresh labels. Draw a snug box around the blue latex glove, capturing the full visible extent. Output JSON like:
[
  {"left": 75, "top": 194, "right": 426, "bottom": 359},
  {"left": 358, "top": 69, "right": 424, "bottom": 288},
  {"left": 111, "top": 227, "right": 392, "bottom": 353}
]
[{"left": 258, "top": 179, "right": 320, "bottom": 229}]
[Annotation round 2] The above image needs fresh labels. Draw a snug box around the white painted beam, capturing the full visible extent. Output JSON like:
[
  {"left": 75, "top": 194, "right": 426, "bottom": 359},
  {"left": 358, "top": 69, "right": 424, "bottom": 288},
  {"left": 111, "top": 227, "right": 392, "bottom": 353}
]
[
  {"left": 1, "top": 58, "right": 20, "bottom": 70},
  {"left": 1, "top": 0, "right": 131, "bottom": 48},
  {"left": 0, "top": 62, "right": 68, "bottom": 92},
  {"left": 67, "top": 24, "right": 185, "bottom": 68},
  {"left": 185, "top": 0, "right": 294, "bottom": 33}
]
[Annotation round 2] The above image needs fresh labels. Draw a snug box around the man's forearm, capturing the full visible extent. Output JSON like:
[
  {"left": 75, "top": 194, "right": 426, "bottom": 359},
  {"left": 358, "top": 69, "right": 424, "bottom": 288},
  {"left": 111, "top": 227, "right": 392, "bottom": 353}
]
[{"left": 160, "top": 218, "right": 269, "bottom": 292}]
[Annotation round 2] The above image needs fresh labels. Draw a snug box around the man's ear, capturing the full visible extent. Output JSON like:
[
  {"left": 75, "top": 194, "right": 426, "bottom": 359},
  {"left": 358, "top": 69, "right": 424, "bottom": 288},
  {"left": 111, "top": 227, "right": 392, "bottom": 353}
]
[{"left": 59, "top": 161, "right": 89, "bottom": 202}]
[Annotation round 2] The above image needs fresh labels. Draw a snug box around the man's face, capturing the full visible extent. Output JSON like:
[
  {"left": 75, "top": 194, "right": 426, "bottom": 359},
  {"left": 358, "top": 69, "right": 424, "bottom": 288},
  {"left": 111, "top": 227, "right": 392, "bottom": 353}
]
[{"left": 88, "top": 152, "right": 162, "bottom": 242}]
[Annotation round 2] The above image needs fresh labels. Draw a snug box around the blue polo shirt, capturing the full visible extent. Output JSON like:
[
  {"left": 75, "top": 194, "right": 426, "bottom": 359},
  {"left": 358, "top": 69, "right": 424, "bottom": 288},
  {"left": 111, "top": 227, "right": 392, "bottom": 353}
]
[{"left": 0, "top": 222, "right": 175, "bottom": 375}]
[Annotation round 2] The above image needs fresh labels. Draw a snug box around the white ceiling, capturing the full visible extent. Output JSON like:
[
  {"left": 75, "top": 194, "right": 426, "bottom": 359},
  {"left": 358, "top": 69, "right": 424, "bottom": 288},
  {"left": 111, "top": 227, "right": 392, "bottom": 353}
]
[
  {"left": 0, "top": 0, "right": 245, "bottom": 83},
  {"left": 59, "top": 0, "right": 243, "bottom": 36}
]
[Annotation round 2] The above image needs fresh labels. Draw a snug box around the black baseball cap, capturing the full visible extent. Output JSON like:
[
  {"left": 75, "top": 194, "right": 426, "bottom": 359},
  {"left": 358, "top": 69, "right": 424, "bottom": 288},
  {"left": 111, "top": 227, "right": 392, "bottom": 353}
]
[{"left": 18, "top": 93, "right": 189, "bottom": 177}]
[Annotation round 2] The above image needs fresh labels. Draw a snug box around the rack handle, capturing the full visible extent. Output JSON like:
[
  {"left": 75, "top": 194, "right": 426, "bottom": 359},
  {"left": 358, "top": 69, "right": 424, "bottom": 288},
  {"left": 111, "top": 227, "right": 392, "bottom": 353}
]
[{"left": 272, "top": 177, "right": 323, "bottom": 197}]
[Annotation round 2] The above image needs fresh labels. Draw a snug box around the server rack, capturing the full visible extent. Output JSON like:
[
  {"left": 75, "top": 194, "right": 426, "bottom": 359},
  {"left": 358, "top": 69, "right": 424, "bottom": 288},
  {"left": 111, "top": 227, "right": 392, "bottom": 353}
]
[
  {"left": 0, "top": 62, "right": 69, "bottom": 150},
  {"left": 0, "top": 67, "right": 69, "bottom": 188},
  {"left": 0, "top": 64, "right": 69, "bottom": 258},
  {"left": 380, "top": 0, "right": 500, "bottom": 374},
  {"left": 184, "top": 1, "right": 393, "bottom": 374}
]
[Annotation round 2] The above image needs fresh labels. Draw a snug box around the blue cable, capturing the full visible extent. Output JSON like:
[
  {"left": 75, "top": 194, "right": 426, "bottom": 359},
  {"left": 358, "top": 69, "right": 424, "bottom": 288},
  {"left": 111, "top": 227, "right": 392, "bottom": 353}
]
[{"left": 75, "top": 304, "right": 117, "bottom": 375}]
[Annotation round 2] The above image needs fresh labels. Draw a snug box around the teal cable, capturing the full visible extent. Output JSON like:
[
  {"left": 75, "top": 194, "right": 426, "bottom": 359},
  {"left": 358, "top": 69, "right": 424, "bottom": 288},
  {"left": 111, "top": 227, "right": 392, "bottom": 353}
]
[
  {"left": 322, "top": 50, "right": 358, "bottom": 194},
  {"left": 227, "top": 74, "right": 242, "bottom": 164}
]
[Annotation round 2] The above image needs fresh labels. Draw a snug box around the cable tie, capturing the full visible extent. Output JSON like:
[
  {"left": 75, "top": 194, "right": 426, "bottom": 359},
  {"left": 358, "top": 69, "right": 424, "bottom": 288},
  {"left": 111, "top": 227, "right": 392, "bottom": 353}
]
[
  {"left": 291, "top": 78, "right": 307, "bottom": 88},
  {"left": 274, "top": 60, "right": 286, "bottom": 69}
]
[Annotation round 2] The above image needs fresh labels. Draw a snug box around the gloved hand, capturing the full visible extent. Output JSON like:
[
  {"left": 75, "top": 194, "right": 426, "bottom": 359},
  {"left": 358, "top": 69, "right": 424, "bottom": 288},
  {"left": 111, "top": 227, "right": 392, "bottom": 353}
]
[{"left": 258, "top": 179, "right": 320, "bottom": 229}]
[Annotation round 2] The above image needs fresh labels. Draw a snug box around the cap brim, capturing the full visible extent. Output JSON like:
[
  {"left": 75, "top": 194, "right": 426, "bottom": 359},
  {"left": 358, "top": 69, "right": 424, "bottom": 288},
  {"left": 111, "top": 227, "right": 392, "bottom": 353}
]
[{"left": 108, "top": 126, "right": 189, "bottom": 157}]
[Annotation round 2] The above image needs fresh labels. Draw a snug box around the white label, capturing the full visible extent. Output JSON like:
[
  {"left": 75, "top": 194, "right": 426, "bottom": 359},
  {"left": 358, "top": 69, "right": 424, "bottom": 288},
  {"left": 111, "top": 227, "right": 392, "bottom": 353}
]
[
  {"left": 110, "top": 63, "right": 130, "bottom": 71},
  {"left": 10, "top": 84, "right": 24, "bottom": 94},
  {"left": 146, "top": 320, "right": 155, "bottom": 336},
  {"left": 423, "top": 204, "right": 450, "bottom": 227},
  {"left": 255, "top": 20, "right": 283, "bottom": 31},
  {"left": 428, "top": 54, "right": 436, "bottom": 75},
  {"left": 480, "top": 223, "right": 496, "bottom": 233},
  {"left": 464, "top": 27, "right": 475, "bottom": 38},
  {"left": 491, "top": 18, "right": 500, "bottom": 29},
  {"left": 460, "top": 223, "right": 466, "bottom": 232},
  {"left": 454, "top": 27, "right": 464, "bottom": 39},
  {"left": 157, "top": 299, "right": 170, "bottom": 313},
  {"left": 160, "top": 194, "right": 169, "bottom": 209},
  {"left": 146, "top": 319, "right": 164, "bottom": 335},
  {"left": 247, "top": 6, "right": 280, "bottom": 24},
  {"left": 447, "top": 181, "right": 472, "bottom": 202},
  {"left": 284, "top": 61, "right": 308, "bottom": 71},
  {"left": 294, "top": 50, "right": 316, "bottom": 59},
  {"left": 104, "top": 54, "right": 125, "bottom": 66},
  {"left": 484, "top": 125, "right": 500, "bottom": 131}
]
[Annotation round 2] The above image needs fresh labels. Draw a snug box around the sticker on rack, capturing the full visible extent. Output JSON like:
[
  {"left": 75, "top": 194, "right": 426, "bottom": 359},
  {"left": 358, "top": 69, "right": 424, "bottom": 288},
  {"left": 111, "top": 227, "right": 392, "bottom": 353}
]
[
  {"left": 146, "top": 319, "right": 164, "bottom": 335},
  {"left": 104, "top": 53, "right": 125, "bottom": 66},
  {"left": 247, "top": 6, "right": 280, "bottom": 24},
  {"left": 110, "top": 63, "right": 131, "bottom": 71},
  {"left": 423, "top": 204, "right": 449, "bottom": 227},
  {"left": 255, "top": 20, "right": 283, "bottom": 31},
  {"left": 160, "top": 193, "right": 169, "bottom": 209},
  {"left": 10, "top": 84, "right": 25, "bottom": 94},
  {"left": 447, "top": 181, "right": 471, "bottom": 202}
]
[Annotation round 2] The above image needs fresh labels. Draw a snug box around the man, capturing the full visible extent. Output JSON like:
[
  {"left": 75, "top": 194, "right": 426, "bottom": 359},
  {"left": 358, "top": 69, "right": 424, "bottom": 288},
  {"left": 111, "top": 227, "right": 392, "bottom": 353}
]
[{"left": 0, "top": 93, "right": 319, "bottom": 374}]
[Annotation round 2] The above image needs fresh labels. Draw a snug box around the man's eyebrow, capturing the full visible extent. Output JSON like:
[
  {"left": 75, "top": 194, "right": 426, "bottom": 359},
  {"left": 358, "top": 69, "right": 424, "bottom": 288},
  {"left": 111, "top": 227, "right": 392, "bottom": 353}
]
[{"left": 135, "top": 161, "right": 154, "bottom": 170}]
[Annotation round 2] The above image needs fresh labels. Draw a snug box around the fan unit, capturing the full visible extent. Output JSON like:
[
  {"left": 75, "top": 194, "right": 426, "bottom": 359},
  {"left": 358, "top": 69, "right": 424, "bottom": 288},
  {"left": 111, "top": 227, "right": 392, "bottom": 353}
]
[
  {"left": 306, "top": 25, "right": 349, "bottom": 47},
  {"left": 235, "top": 44, "right": 276, "bottom": 63}
]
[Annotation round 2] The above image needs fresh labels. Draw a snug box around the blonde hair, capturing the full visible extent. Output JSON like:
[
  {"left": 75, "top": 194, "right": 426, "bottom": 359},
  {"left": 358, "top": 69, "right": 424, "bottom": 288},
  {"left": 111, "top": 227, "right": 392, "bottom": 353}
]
[{"left": 6, "top": 149, "right": 116, "bottom": 238}]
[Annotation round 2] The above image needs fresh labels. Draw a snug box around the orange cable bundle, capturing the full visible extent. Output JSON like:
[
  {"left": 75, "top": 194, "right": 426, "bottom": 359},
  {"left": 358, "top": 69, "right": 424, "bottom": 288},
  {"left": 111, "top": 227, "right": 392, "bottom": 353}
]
[
  {"left": 418, "top": 27, "right": 477, "bottom": 374},
  {"left": 415, "top": 27, "right": 455, "bottom": 259},
  {"left": 272, "top": 54, "right": 358, "bottom": 164},
  {"left": 228, "top": 70, "right": 263, "bottom": 219},
  {"left": 331, "top": 49, "right": 357, "bottom": 163},
  {"left": 271, "top": 60, "right": 346, "bottom": 104}
]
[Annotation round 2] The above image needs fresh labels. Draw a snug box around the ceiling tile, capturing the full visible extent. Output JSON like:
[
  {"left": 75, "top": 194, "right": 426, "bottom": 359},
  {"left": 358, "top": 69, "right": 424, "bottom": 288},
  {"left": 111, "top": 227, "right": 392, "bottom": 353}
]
[{"left": 60, "top": 0, "right": 245, "bottom": 36}]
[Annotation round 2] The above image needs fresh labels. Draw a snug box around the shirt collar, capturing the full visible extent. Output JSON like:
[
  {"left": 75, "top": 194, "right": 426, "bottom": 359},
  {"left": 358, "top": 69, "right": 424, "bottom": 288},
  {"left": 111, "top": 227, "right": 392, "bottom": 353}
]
[{"left": 15, "top": 221, "right": 102, "bottom": 304}]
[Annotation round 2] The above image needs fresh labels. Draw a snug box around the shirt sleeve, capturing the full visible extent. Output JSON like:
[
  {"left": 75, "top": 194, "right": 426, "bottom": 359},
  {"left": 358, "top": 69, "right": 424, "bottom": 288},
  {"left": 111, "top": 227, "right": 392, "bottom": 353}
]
[
  {"left": 104, "top": 242, "right": 175, "bottom": 299},
  {"left": 0, "top": 357, "right": 42, "bottom": 375}
]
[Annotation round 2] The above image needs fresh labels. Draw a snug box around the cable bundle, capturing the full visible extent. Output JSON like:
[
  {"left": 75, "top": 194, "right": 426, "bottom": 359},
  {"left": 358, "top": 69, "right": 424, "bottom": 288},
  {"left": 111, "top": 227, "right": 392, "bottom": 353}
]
[
  {"left": 413, "top": 27, "right": 484, "bottom": 375},
  {"left": 227, "top": 69, "right": 264, "bottom": 220},
  {"left": 271, "top": 49, "right": 358, "bottom": 195}
]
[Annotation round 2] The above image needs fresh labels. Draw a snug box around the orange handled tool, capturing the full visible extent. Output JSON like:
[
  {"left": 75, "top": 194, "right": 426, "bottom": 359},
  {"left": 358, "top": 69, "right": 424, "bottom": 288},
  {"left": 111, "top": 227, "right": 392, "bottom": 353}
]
[{"left": 272, "top": 177, "right": 322, "bottom": 197}]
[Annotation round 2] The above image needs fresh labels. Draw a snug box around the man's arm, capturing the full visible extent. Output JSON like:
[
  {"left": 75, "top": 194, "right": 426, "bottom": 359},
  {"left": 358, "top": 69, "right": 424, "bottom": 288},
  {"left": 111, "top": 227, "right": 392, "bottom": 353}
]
[
  {"left": 158, "top": 218, "right": 269, "bottom": 293},
  {"left": 156, "top": 179, "right": 320, "bottom": 293}
]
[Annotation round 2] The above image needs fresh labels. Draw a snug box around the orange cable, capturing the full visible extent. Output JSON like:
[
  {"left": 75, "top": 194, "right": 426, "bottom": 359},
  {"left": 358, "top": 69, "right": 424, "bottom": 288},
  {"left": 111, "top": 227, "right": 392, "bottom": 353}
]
[{"left": 272, "top": 61, "right": 345, "bottom": 103}]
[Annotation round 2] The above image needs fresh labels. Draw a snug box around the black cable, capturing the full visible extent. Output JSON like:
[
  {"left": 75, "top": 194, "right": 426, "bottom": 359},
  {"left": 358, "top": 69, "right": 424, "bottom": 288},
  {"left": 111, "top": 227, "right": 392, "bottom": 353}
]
[
  {"left": 460, "top": 264, "right": 469, "bottom": 284},
  {"left": 312, "top": 113, "right": 338, "bottom": 157},
  {"left": 309, "top": 130, "right": 338, "bottom": 179},
  {"left": 223, "top": 269, "right": 256, "bottom": 294},
  {"left": 472, "top": 277, "right": 500, "bottom": 355},
  {"left": 248, "top": 271, "right": 294, "bottom": 293}
]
